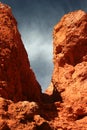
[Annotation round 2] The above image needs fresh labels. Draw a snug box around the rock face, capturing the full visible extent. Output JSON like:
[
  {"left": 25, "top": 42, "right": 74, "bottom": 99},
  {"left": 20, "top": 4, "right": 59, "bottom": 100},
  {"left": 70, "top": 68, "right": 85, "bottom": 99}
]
[
  {"left": 0, "top": 2, "right": 87, "bottom": 130},
  {"left": 46, "top": 10, "right": 87, "bottom": 129},
  {"left": 52, "top": 10, "right": 87, "bottom": 104},
  {"left": 0, "top": 3, "right": 41, "bottom": 102}
]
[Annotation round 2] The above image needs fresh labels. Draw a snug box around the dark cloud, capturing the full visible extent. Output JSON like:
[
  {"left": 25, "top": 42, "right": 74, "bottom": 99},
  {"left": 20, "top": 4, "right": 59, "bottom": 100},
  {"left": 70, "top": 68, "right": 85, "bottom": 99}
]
[
  {"left": 0, "top": 0, "right": 87, "bottom": 91},
  {"left": 30, "top": 52, "right": 53, "bottom": 91}
]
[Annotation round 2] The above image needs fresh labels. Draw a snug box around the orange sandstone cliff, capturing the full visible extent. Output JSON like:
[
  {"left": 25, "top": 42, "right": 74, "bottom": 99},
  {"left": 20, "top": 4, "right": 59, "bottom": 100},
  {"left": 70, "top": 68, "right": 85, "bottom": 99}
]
[
  {"left": 0, "top": 3, "right": 87, "bottom": 130},
  {"left": 51, "top": 10, "right": 87, "bottom": 105},
  {"left": 0, "top": 3, "right": 41, "bottom": 102},
  {"left": 46, "top": 10, "right": 87, "bottom": 129}
]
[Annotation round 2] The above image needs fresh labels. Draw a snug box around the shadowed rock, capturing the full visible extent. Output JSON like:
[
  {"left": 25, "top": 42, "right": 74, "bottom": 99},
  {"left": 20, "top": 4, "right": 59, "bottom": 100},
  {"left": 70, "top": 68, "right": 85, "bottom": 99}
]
[{"left": 0, "top": 3, "right": 41, "bottom": 102}]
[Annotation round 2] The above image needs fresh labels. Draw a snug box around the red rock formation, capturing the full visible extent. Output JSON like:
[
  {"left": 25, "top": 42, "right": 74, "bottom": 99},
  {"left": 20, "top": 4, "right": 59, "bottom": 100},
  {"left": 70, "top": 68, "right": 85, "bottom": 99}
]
[
  {"left": 0, "top": 97, "right": 54, "bottom": 130},
  {"left": 46, "top": 10, "right": 87, "bottom": 129},
  {"left": 0, "top": 2, "right": 87, "bottom": 129},
  {"left": 52, "top": 10, "right": 87, "bottom": 104},
  {"left": 0, "top": 3, "right": 41, "bottom": 102}
]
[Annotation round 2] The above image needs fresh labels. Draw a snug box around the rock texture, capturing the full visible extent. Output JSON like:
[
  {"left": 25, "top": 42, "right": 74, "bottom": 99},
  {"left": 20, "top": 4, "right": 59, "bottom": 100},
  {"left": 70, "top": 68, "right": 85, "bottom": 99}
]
[
  {"left": 46, "top": 10, "right": 87, "bottom": 129},
  {"left": 0, "top": 3, "right": 41, "bottom": 102},
  {"left": 0, "top": 2, "right": 87, "bottom": 130},
  {"left": 0, "top": 97, "right": 59, "bottom": 130},
  {"left": 52, "top": 10, "right": 87, "bottom": 104}
]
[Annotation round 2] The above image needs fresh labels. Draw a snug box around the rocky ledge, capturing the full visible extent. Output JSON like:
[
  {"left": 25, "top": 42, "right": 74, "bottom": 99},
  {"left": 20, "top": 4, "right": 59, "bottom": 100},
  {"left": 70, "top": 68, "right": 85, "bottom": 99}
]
[{"left": 0, "top": 3, "right": 87, "bottom": 130}]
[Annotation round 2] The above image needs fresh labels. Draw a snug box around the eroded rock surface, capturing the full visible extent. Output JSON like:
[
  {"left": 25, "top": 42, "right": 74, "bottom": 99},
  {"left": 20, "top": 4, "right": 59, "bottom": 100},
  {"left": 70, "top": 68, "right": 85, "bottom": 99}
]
[
  {"left": 0, "top": 3, "right": 41, "bottom": 102},
  {"left": 51, "top": 10, "right": 87, "bottom": 104},
  {"left": 0, "top": 2, "right": 87, "bottom": 130},
  {"left": 0, "top": 97, "right": 56, "bottom": 130},
  {"left": 49, "top": 10, "right": 87, "bottom": 103},
  {"left": 46, "top": 10, "right": 87, "bottom": 129}
]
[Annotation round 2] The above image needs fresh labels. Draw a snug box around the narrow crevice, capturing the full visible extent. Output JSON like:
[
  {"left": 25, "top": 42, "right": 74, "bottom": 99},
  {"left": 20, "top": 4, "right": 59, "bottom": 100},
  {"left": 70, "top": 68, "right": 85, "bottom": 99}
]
[
  {"left": 36, "top": 122, "right": 52, "bottom": 130},
  {"left": 41, "top": 91, "right": 62, "bottom": 104},
  {"left": 20, "top": 117, "right": 34, "bottom": 124},
  {"left": 76, "top": 114, "right": 87, "bottom": 120}
]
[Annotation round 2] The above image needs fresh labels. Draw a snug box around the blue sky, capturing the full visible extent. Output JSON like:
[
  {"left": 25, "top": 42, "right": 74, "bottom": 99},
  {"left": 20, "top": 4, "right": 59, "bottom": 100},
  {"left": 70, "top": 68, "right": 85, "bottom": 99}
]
[{"left": 0, "top": 0, "right": 87, "bottom": 91}]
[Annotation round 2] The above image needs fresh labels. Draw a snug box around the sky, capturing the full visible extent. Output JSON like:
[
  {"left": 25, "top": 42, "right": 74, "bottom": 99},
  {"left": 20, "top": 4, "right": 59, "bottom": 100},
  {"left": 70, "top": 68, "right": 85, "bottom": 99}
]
[{"left": 0, "top": 0, "right": 87, "bottom": 91}]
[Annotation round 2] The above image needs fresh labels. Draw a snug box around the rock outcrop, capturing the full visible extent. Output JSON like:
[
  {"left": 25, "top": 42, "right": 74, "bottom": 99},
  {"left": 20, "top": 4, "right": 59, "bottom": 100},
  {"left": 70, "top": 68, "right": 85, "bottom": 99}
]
[
  {"left": 0, "top": 97, "right": 57, "bottom": 130},
  {"left": 51, "top": 10, "right": 87, "bottom": 104},
  {"left": 46, "top": 10, "right": 87, "bottom": 129},
  {"left": 0, "top": 2, "right": 87, "bottom": 130},
  {"left": 0, "top": 3, "right": 41, "bottom": 102}
]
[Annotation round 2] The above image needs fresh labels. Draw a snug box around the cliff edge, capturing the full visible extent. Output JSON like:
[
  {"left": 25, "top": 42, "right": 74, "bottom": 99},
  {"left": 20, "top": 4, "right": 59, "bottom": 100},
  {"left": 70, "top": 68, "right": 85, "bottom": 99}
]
[{"left": 0, "top": 3, "right": 41, "bottom": 102}]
